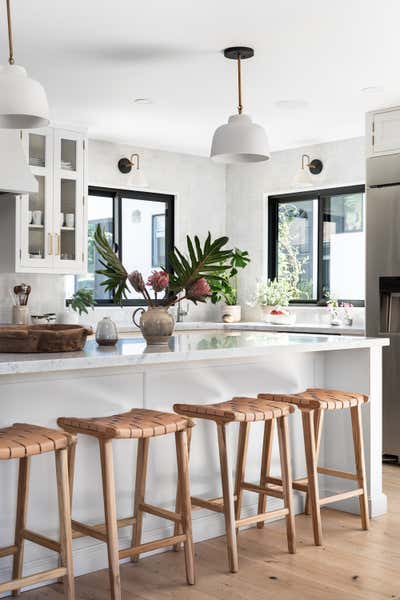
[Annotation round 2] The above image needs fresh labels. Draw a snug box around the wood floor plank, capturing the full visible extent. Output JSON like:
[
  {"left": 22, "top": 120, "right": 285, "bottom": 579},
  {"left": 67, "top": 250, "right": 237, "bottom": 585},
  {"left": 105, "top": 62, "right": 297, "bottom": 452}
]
[{"left": 19, "top": 465, "right": 400, "bottom": 600}]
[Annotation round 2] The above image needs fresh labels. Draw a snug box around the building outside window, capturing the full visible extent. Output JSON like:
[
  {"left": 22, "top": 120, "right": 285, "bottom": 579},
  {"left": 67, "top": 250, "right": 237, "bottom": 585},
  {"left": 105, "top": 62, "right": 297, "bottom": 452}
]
[{"left": 268, "top": 185, "right": 365, "bottom": 304}]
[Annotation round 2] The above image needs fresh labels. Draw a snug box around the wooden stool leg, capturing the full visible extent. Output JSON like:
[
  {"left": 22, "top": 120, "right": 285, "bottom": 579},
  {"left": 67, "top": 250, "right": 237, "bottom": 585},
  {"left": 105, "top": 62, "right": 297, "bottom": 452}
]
[
  {"left": 175, "top": 430, "right": 195, "bottom": 585},
  {"left": 217, "top": 423, "right": 238, "bottom": 573},
  {"left": 277, "top": 416, "right": 296, "bottom": 554},
  {"left": 257, "top": 420, "right": 273, "bottom": 529},
  {"left": 58, "top": 441, "right": 77, "bottom": 583},
  {"left": 55, "top": 448, "right": 75, "bottom": 600},
  {"left": 350, "top": 405, "right": 370, "bottom": 530},
  {"left": 12, "top": 456, "right": 30, "bottom": 597},
  {"left": 99, "top": 439, "right": 121, "bottom": 600},
  {"left": 234, "top": 422, "right": 250, "bottom": 531},
  {"left": 131, "top": 437, "right": 150, "bottom": 563},
  {"left": 174, "top": 426, "right": 192, "bottom": 552},
  {"left": 302, "top": 410, "right": 323, "bottom": 546},
  {"left": 305, "top": 409, "right": 324, "bottom": 515}
]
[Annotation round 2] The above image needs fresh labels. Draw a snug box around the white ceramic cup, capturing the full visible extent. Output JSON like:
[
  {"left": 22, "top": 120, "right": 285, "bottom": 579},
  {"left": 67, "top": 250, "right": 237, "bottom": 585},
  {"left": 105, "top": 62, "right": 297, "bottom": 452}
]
[
  {"left": 27, "top": 210, "right": 33, "bottom": 224},
  {"left": 65, "top": 213, "right": 75, "bottom": 228},
  {"left": 32, "top": 210, "right": 43, "bottom": 225},
  {"left": 60, "top": 213, "right": 65, "bottom": 227}
]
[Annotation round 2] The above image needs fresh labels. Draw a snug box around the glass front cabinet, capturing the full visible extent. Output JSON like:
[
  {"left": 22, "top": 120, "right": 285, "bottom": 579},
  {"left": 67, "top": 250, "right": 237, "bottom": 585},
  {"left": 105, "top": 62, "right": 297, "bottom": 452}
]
[{"left": 16, "top": 126, "right": 87, "bottom": 274}]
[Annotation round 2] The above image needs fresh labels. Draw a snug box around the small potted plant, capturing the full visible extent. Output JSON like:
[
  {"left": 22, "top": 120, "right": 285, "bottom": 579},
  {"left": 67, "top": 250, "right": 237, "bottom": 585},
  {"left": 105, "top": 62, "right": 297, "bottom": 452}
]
[
  {"left": 340, "top": 302, "right": 353, "bottom": 326},
  {"left": 249, "top": 278, "right": 293, "bottom": 320},
  {"left": 63, "top": 288, "right": 95, "bottom": 324},
  {"left": 209, "top": 248, "right": 250, "bottom": 322},
  {"left": 325, "top": 292, "right": 342, "bottom": 326}
]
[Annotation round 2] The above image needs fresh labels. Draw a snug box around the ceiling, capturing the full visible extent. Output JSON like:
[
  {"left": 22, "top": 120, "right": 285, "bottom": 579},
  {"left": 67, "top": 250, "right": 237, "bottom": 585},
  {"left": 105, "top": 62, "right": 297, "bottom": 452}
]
[{"left": 2, "top": 0, "right": 400, "bottom": 156}]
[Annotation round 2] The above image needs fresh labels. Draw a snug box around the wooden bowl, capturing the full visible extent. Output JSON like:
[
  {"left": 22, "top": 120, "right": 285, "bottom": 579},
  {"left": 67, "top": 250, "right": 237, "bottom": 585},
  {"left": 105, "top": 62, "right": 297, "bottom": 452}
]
[{"left": 0, "top": 324, "right": 93, "bottom": 353}]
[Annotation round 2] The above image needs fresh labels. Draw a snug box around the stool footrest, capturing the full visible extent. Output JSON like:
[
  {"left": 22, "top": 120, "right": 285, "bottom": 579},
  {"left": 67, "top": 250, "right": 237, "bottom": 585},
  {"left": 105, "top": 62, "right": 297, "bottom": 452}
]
[
  {"left": 241, "top": 481, "right": 284, "bottom": 500},
  {"left": 319, "top": 488, "right": 364, "bottom": 506},
  {"left": 72, "top": 516, "right": 136, "bottom": 542},
  {"left": 266, "top": 475, "right": 308, "bottom": 493},
  {"left": 191, "top": 495, "right": 237, "bottom": 513},
  {"left": 23, "top": 529, "right": 61, "bottom": 553},
  {"left": 140, "top": 502, "right": 181, "bottom": 523},
  {"left": 0, "top": 567, "right": 67, "bottom": 595},
  {"left": 0, "top": 545, "right": 17, "bottom": 559},
  {"left": 317, "top": 467, "right": 359, "bottom": 481},
  {"left": 119, "top": 534, "right": 186, "bottom": 560},
  {"left": 236, "top": 508, "right": 289, "bottom": 528}
]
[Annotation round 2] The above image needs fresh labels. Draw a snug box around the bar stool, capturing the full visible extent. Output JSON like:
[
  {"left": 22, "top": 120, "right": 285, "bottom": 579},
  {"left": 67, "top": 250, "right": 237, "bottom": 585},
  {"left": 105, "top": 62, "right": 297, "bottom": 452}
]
[
  {"left": 0, "top": 423, "right": 75, "bottom": 598},
  {"left": 173, "top": 397, "right": 296, "bottom": 573},
  {"left": 258, "top": 388, "right": 370, "bottom": 546},
  {"left": 57, "top": 408, "right": 195, "bottom": 600}
]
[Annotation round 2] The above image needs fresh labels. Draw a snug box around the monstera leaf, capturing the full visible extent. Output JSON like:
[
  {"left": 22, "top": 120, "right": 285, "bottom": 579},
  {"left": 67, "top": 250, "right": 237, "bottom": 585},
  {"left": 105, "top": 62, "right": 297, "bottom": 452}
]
[
  {"left": 94, "top": 225, "right": 129, "bottom": 303},
  {"left": 168, "top": 233, "right": 232, "bottom": 294}
]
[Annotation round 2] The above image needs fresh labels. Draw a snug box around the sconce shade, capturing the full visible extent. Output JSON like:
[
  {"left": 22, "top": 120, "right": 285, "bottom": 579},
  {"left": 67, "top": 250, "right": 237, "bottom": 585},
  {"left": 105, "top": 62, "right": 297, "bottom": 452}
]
[
  {"left": 211, "top": 114, "right": 270, "bottom": 164},
  {"left": 293, "top": 167, "right": 314, "bottom": 187},
  {"left": 0, "top": 65, "right": 49, "bottom": 129}
]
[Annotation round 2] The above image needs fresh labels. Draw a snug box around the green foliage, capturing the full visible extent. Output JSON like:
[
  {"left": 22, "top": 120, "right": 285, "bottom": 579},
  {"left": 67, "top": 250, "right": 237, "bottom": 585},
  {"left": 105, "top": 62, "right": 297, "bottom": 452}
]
[
  {"left": 277, "top": 203, "right": 311, "bottom": 300},
  {"left": 168, "top": 233, "right": 233, "bottom": 298},
  {"left": 69, "top": 288, "right": 95, "bottom": 315},
  {"left": 250, "top": 278, "right": 293, "bottom": 307},
  {"left": 209, "top": 248, "right": 250, "bottom": 306},
  {"left": 94, "top": 225, "right": 129, "bottom": 304}
]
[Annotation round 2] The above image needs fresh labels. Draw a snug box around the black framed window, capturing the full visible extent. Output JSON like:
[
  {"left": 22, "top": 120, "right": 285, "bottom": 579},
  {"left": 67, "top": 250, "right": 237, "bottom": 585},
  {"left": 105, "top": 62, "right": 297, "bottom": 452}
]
[
  {"left": 268, "top": 185, "right": 365, "bottom": 305},
  {"left": 75, "top": 186, "right": 174, "bottom": 305}
]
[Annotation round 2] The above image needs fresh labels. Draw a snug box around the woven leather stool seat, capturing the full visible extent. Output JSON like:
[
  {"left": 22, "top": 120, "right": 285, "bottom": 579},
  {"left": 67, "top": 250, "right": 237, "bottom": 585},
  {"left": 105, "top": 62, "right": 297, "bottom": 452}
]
[
  {"left": 260, "top": 388, "right": 369, "bottom": 411},
  {"left": 58, "top": 408, "right": 192, "bottom": 439},
  {"left": 174, "top": 397, "right": 296, "bottom": 423},
  {"left": 0, "top": 423, "right": 75, "bottom": 460}
]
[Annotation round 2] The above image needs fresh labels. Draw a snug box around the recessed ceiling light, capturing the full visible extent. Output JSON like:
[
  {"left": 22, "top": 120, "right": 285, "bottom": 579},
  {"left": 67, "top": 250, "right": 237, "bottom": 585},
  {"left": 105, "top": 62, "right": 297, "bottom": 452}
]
[
  {"left": 275, "top": 100, "right": 309, "bottom": 110},
  {"left": 133, "top": 98, "right": 153, "bottom": 105},
  {"left": 361, "top": 86, "right": 384, "bottom": 94}
]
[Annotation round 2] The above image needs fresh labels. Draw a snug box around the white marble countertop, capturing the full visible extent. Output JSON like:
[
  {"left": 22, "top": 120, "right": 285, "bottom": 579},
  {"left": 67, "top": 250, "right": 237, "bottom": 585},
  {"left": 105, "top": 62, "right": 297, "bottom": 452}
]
[
  {"left": 172, "top": 321, "right": 365, "bottom": 336},
  {"left": 0, "top": 330, "right": 388, "bottom": 376}
]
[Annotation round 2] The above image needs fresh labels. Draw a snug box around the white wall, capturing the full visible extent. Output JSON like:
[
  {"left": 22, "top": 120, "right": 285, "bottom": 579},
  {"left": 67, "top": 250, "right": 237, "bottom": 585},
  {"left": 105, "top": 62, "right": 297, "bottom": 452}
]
[{"left": 226, "top": 136, "right": 365, "bottom": 320}]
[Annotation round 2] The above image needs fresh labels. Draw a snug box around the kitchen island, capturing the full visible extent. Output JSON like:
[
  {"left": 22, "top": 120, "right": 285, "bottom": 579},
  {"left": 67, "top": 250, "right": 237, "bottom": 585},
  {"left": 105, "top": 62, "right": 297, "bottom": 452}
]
[{"left": 0, "top": 330, "right": 388, "bottom": 584}]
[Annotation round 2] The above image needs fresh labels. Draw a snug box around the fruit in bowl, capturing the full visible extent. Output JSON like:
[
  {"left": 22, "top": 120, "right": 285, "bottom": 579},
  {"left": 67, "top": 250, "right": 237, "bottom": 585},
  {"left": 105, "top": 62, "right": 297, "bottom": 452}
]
[{"left": 267, "top": 307, "right": 296, "bottom": 325}]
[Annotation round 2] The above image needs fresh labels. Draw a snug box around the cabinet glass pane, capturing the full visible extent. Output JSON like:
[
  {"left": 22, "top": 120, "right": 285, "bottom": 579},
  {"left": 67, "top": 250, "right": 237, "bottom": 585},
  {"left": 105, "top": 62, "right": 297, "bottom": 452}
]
[
  {"left": 29, "top": 134, "right": 46, "bottom": 168},
  {"left": 60, "top": 179, "right": 76, "bottom": 260},
  {"left": 28, "top": 175, "right": 46, "bottom": 260},
  {"left": 61, "top": 139, "right": 77, "bottom": 171}
]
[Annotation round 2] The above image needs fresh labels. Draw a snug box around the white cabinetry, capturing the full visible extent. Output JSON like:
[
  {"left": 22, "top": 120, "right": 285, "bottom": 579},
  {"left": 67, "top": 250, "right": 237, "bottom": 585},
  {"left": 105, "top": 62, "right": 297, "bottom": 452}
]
[
  {"left": 0, "top": 126, "right": 87, "bottom": 274},
  {"left": 367, "top": 107, "right": 400, "bottom": 157}
]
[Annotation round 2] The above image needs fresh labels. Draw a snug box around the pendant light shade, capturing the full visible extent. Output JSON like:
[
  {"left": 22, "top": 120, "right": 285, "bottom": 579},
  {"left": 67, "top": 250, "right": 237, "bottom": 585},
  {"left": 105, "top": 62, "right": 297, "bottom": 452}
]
[
  {"left": 210, "top": 47, "right": 270, "bottom": 164},
  {"left": 211, "top": 113, "right": 270, "bottom": 163},
  {"left": 0, "top": 0, "right": 49, "bottom": 129},
  {"left": 0, "top": 65, "right": 49, "bottom": 129}
]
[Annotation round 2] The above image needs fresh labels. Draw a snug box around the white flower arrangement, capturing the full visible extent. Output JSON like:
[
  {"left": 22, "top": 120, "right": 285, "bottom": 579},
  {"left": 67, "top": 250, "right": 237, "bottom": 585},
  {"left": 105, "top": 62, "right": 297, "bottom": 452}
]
[{"left": 248, "top": 277, "right": 293, "bottom": 308}]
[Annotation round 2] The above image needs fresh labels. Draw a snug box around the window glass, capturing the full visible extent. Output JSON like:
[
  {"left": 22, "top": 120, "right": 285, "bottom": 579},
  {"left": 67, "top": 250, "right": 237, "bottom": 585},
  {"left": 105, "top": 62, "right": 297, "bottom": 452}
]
[
  {"left": 277, "top": 199, "right": 318, "bottom": 300},
  {"left": 75, "top": 194, "right": 114, "bottom": 301},
  {"left": 121, "top": 199, "right": 167, "bottom": 301},
  {"left": 322, "top": 192, "right": 365, "bottom": 300}
]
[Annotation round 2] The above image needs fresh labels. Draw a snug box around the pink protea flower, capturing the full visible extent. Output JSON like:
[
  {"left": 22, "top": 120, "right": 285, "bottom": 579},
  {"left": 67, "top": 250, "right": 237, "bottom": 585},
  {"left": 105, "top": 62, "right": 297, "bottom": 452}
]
[
  {"left": 147, "top": 270, "right": 169, "bottom": 293},
  {"left": 128, "top": 270, "right": 146, "bottom": 293},
  {"left": 186, "top": 278, "right": 211, "bottom": 303}
]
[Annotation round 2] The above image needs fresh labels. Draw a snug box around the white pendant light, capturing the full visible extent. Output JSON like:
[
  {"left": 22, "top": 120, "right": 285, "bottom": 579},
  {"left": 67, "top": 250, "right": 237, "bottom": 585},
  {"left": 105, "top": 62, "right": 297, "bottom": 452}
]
[
  {"left": 0, "top": 0, "right": 49, "bottom": 129},
  {"left": 293, "top": 154, "right": 323, "bottom": 188},
  {"left": 210, "top": 47, "right": 270, "bottom": 164}
]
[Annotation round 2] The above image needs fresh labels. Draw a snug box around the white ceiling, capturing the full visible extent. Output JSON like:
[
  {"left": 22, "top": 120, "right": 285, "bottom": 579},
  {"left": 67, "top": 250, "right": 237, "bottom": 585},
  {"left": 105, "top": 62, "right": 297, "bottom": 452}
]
[{"left": 2, "top": 0, "right": 400, "bottom": 156}]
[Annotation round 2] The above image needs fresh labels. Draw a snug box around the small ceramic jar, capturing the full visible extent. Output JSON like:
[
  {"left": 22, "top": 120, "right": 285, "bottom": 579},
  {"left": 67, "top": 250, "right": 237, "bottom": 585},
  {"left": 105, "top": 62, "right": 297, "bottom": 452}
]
[{"left": 96, "top": 317, "right": 119, "bottom": 346}]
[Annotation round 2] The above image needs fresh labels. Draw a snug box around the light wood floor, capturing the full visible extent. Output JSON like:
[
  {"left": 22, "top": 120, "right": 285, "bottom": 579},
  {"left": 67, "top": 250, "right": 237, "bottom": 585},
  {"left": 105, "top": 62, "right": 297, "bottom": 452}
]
[{"left": 21, "top": 465, "right": 400, "bottom": 599}]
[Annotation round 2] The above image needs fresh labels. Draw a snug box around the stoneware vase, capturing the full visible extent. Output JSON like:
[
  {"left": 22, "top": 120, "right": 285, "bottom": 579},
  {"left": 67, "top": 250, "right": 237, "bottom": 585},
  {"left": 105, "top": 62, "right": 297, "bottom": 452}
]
[
  {"left": 96, "top": 317, "right": 119, "bottom": 346},
  {"left": 133, "top": 306, "right": 175, "bottom": 345}
]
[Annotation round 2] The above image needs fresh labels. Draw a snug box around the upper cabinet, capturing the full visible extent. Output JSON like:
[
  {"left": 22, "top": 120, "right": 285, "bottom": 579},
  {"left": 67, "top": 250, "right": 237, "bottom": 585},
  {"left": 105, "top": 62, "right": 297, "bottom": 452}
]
[
  {"left": 366, "top": 107, "right": 400, "bottom": 157},
  {"left": 0, "top": 126, "right": 87, "bottom": 274}
]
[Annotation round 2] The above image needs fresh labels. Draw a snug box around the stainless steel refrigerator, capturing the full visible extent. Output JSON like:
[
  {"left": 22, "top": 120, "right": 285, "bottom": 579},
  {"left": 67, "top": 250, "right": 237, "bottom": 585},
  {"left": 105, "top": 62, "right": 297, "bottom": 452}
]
[{"left": 367, "top": 152, "right": 400, "bottom": 458}]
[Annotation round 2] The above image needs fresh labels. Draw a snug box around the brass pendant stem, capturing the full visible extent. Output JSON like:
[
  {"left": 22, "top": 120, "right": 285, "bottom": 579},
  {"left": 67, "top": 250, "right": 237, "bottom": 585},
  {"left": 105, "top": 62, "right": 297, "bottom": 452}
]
[
  {"left": 6, "top": 0, "right": 15, "bottom": 65},
  {"left": 237, "top": 54, "right": 243, "bottom": 115}
]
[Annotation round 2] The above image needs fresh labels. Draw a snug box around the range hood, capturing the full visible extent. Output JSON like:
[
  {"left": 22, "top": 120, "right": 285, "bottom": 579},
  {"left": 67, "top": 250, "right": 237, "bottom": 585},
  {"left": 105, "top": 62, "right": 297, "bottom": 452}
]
[{"left": 0, "top": 130, "right": 38, "bottom": 194}]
